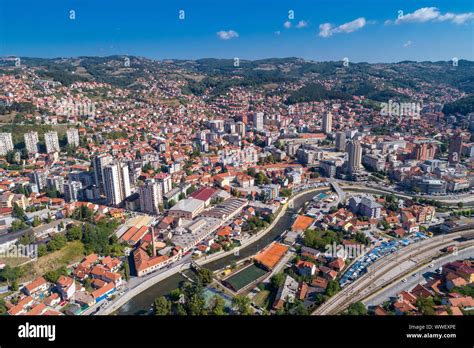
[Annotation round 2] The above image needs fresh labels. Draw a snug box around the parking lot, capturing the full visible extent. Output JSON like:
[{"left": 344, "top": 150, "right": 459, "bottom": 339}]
[{"left": 339, "top": 232, "right": 430, "bottom": 287}]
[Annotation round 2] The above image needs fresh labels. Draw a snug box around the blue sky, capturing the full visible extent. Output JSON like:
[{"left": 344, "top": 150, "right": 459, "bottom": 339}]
[{"left": 0, "top": 0, "right": 472, "bottom": 62}]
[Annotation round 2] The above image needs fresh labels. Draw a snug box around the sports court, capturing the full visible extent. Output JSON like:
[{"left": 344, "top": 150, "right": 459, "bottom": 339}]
[{"left": 223, "top": 264, "right": 268, "bottom": 292}]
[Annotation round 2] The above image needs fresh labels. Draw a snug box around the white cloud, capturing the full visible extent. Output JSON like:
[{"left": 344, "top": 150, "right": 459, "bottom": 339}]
[
  {"left": 319, "top": 17, "right": 366, "bottom": 38},
  {"left": 216, "top": 30, "right": 239, "bottom": 40},
  {"left": 296, "top": 20, "right": 309, "bottom": 28},
  {"left": 283, "top": 21, "right": 292, "bottom": 29},
  {"left": 386, "top": 7, "right": 474, "bottom": 25},
  {"left": 438, "top": 12, "right": 474, "bottom": 24},
  {"left": 403, "top": 40, "right": 412, "bottom": 47},
  {"left": 318, "top": 23, "right": 333, "bottom": 38}
]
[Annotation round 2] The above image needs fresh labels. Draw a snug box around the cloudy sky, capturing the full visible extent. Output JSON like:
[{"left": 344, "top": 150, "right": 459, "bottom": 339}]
[{"left": 0, "top": 0, "right": 472, "bottom": 62}]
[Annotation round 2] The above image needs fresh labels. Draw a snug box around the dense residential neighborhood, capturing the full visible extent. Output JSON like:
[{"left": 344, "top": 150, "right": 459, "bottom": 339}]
[{"left": 0, "top": 55, "right": 472, "bottom": 317}]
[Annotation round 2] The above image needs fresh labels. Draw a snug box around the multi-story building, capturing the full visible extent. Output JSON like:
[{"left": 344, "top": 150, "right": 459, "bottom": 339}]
[
  {"left": 103, "top": 162, "right": 131, "bottom": 206},
  {"left": 66, "top": 128, "right": 80, "bottom": 148},
  {"left": 235, "top": 121, "right": 246, "bottom": 137},
  {"left": 253, "top": 112, "right": 264, "bottom": 131},
  {"left": 348, "top": 195, "right": 382, "bottom": 219},
  {"left": 320, "top": 160, "right": 337, "bottom": 178},
  {"left": 0, "top": 132, "right": 14, "bottom": 156},
  {"left": 30, "top": 170, "right": 48, "bottom": 191},
  {"left": 24, "top": 131, "right": 39, "bottom": 155},
  {"left": 347, "top": 140, "right": 362, "bottom": 175},
  {"left": 409, "top": 176, "right": 447, "bottom": 195},
  {"left": 412, "top": 142, "right": 437, "bottom": 161},
  {"left": 362, "top": 154, "right": 386, "bottom": 172},
  {"left": 262, "top": 184, "right": 280, "bottom": 200},
  {"left": 449, "top": 134, "right": 463, "bottom": 165},
  {"left": 155, "top": 173, "right": 172, "bottom": 194},
  {"left": 138, "top": 179, "right": 162, "bottom": 215},
  {"left": 64, "top": 180, "right": 83, "bottom": 202},
  {"left": 44, "top": 131, "right": 60, "bottom": 153},
  {"left": 335, "top": 131, "right": 346, "bottom": 152},
  {"left": 46, "top": 175, "right": 65, "bottom": 194},
  {"left": 322, "top": 112, "right": 332, "bottom": 134},
  {"left": 92, "top": 154, "right": 113, "bottom": 193}
]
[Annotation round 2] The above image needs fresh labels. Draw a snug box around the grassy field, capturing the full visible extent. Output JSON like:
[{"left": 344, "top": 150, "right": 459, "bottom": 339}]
[
  {"left": 0, "top": 256, "right": 30, "bottom": 268},
  {"left": 252, "top": 289, "right": 271, "bottom": 307},
  {"left": 20, "top": 240, "right": 85, "bottom": 282}
]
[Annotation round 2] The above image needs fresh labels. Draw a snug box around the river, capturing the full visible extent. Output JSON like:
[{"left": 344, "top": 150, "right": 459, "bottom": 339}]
[{"left": 116, "top": 189, "right": 324, "bottom": 315}]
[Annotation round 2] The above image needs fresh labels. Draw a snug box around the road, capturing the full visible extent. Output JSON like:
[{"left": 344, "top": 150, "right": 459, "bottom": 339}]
[
  {"left": 313, "top": 230, "right": 474, "bottom": 315},
  {"left": 363, "top": 246, "right": 474, "bottom": 308},
  {"left": 82, "top": 255, "right": 193, "bottom": 315},
  {"left": 91, "top": 186, "right": 330, "bottom": 315},
  {"left": 87, "top": 179, "right": 472, "bottom": 315},
  {"left": 341, "top": 184, "right": 474, "bottom": 208}
]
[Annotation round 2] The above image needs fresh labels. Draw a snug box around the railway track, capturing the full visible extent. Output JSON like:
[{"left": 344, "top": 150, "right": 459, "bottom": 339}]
[{"left": 313, "top": 230, "right": 474, "bottom": 315}]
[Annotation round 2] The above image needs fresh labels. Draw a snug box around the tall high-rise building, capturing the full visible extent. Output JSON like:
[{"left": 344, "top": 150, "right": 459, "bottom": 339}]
[
  {"left": 103, "top": 162, "right": 131, "bottom": 206},
  {"left": 155, "top": 173, "right": 172, "bottom": 194},
  {"left": 253, "top": 112, "right": 264, "bottom": 131},
  {"left": 139, "top": 179, "right": 163, "bottom": 215},
  {"left": 30, "top": 170, "right": 48, "bottom": 191},
  {"left": 66, "top": 128, "right": 80, "bottom": 148},
  {"left": 449, "top": 134, "right": 463, "bottom": 165},
  {"left": 413, "top": 142, "right": 437, "bottom": 161},
  {"left": 322, "top": 112, "right": 333, "bottom": 134},
  {"left": 0, "top": 132, "right": 14, "bottom": 156},
  {"left": 235, "top": 121, "right": 246, "bottom": 137},
  {"left": 92, "top": 154, "right": 113, "bottom": 193},
  {"left": 208, "top": 119, "right": 224, "bottom": 132},
  {"left": 64, "top": 180, "right": 83, "bottom": 202},
  {"left": 44, "top": 131, "right": 60, "bottom": 153},
  {"left": 335, "top": 131, "right": 346, "bottom": 152},
  {"left": 24, "top": 131, "right": 39, "bottom": 155},
  {"left": 347, "top": 140, "right": 362, "bottom": 175},
  {"left": 46, "top": 175, "right": 65, "bottom": 194}
]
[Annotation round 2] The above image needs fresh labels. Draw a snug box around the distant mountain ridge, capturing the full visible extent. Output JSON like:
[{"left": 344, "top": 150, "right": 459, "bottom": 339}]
[{"left": 1, "top": 56, "right": 473, "bottom": 106}]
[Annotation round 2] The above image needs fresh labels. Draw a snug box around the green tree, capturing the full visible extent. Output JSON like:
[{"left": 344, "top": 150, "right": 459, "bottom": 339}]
[
  {"left": 173, "top": 303, "right": 187, "bottom": 315},
  {"left": 197, "top": 268, "right": 213, "bottom": 287},
  {"left": 31, "top": 216, "right": 41, "bottom": 227},
  {"left": 153, "top": 296, "right": 171, "bottom": 315},
  {"left": 0, "top": 265, "right": 24, "bottom": 287},
  {"left": 10, "top": 219, "right": 27, "bottom": 232},
  {"left": 270, "top": 273, "right": 285, "bottom": 290},
  {"left": 326, "top": 280, "right": 341, "bottom": 297},
  {"left": 47, "top": 233, "right": 67, "bottom": 251},
  {"left": 66, "top": 225, "right": 83, "bottom": 241},
  {"left": 0, "top": 298, "right": 7, "bottom": 314},
  {"left": 232, "top": 295, "right": 252, "bottom": 315},
  {"left": 37, "top": 244, "right": 48, "bottom": 257},
  {"left": 346, "top": 301, "right": 368, "bottom": 315},
  {"left": 18, "top": 230, "right": 35, "bottom": 245},
  {"left": 123, "top": 262, "right": 130, "bottom": 281},
  {"left": 169, "top": 289, "right": 183, "bottom": 302},
  {"left": 416, "top": 297, "right": 435, "bottom": 315},
  {"left": 209, "top": 295, "right": 227, "bottom": 315},
  {"left": 187, "top": 293, "right": 207, "bottom": 315},
  {"left": 44, "top": 266, "right": 68, "bottom": 283}
]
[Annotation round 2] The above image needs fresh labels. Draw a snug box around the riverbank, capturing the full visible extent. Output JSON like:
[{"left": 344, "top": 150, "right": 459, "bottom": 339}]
[{"left": 112, "top": 186, "right": 330, "bottom": 315}]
